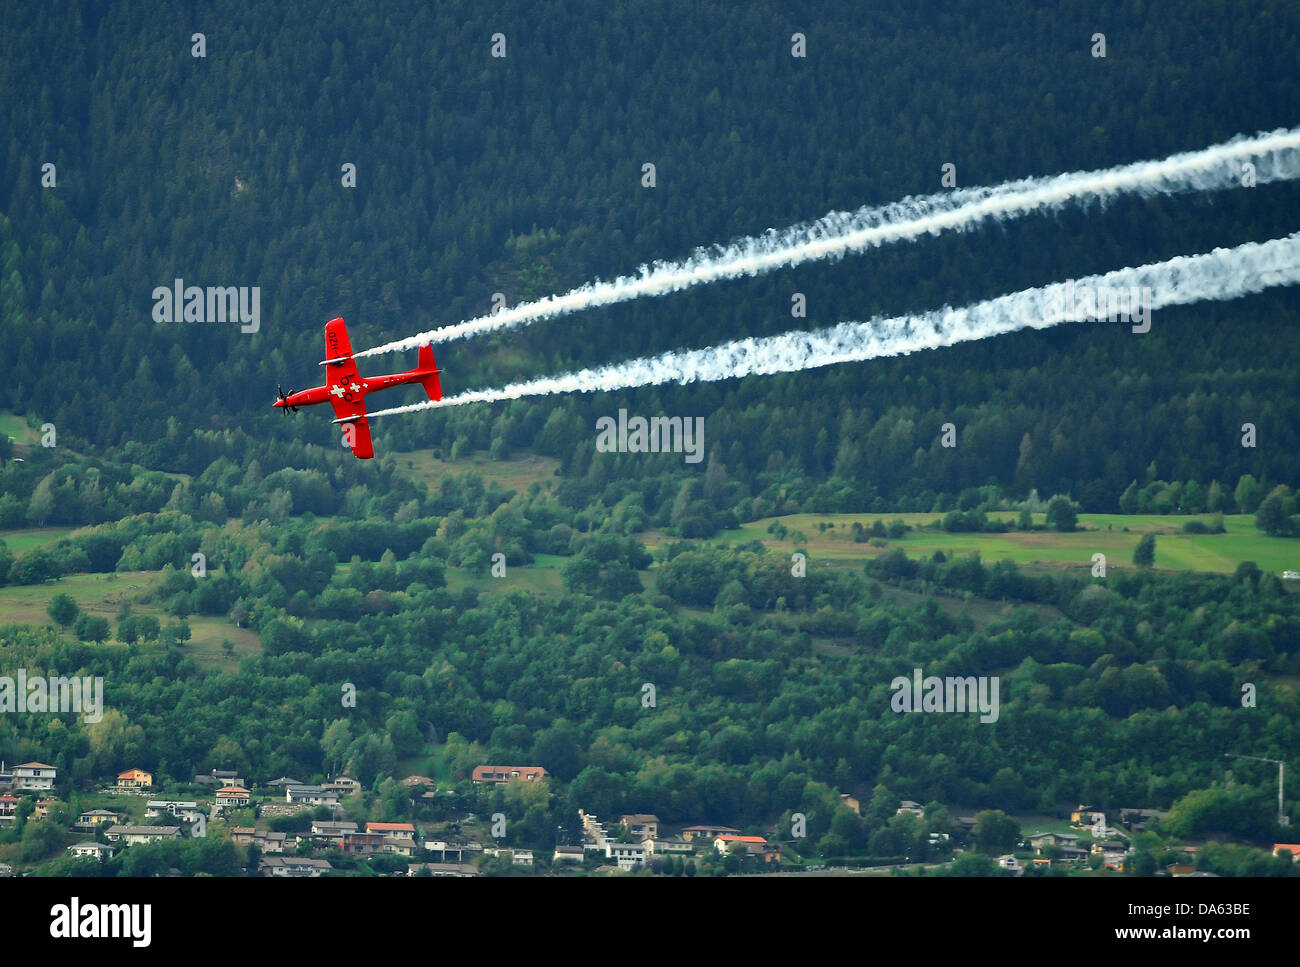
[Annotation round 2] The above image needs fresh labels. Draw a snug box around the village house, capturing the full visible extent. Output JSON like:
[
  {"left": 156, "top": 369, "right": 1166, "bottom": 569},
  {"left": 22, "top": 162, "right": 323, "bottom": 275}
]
[
  {"left": 146, "top": 800, "right": 203, "bottom": 822},
  {"left": 618, "top": 814, "right": 660, "bottom": 839},
  {"left": 74, "top": 808, "right": 121, "bottom": 829},
  {"left": 365, "top": 821, "right": 417, "bottom": 842},
  {"left": 424, "top": 841, "right": 479, "bottom": 863},
  {"left": 260, "top": 856, "right": 332, "bottom": 877},
  {"left": 641, "top": 836, "right": 693, "bottom": 855},
  {"left": 896, "top": 800, "right": 925, "bottom": 817},
  {"left": 340, "top": 831, "right": 386, "bottom": 856},
  {"left": 681, "top": 824, "right": 740, "bottom": 842},
  {"left": 1027, "top": 832, "right": 1080, "bottom": 854},
  {"left": 607, "top": 841, "right": 647, "bottom": 870},
  {"left": 116, "top": 768, "right": 153, "bottom": 790},
  {"left": 13, "top": 762, "right": 56, "bottom": 791},
  {"left": 1117, "top": 807, "right": 1169, "bottom": 832},
  {"left": 286, "top": 784, "right": 340, "bottom": 806},
  {"left": 553, "top": 845, "right": 585, "bottom": 864},
  {"left": 407, "top": 861, "right": 478, "bottom": 877},
  {"left": 382, "top": 837, "right": 417, "bottom": 857},
  {"left": 256, "top": 831, "right": 289, "bottom": 853},
  {"left": 577, "top": 810, "right": 612, "bottom": 847},
  {"left": 1092, "top": 840, "right": 1130, "bottom": 870},
  {"left": 33, "top": 797, "right": 59, "bottom": 819},
  {"left": 212, "top": 770, "right": 244, "bottom": 787},
  {"left": 471, "top": 765, "right": 549, "bottom": 785},
  {"left": 0, "top": 794, "right": 18, "bottom": 823},
  {"left": 714, "top": 834, "right": 780, "bottom": 865},
  {"left": 215, "top": 786, "right": 251, "bottom": 809},
  {"left": 67, "top": 842, "right": 114, "bottom": 860},
  {"left": 1273, "top": 844, "right": 1300, "bottom": 861},
  {"left": 231, "top": 827, "right": 289, "bottom": 853},
  {"left": 264, "top": 776, "right": 302, "bottom": 789},
  {"left": 485, "top": 846, "right": 534, "bottom": 866},
  {"left": 310, "top": 819, "right": 358, "bottom": 844},
  {"left": 322, "top": 776, "right": 361, "bottom": 798},
  {"left": 105, "top": 824, "right": 183, "bottom": 845}
]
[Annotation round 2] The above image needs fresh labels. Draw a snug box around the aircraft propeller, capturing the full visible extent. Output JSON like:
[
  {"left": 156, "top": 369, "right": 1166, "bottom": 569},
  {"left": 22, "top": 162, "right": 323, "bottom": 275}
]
[{"left": 277, "top": 384, "right": 298, "bottom": 413}]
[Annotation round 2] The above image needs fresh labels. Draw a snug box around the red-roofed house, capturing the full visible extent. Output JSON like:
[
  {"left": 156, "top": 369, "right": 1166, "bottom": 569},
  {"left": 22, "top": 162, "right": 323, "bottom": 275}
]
[
  {"left": 714, "top": 834, "right": 781, "bottom": 865},
  {"left": 215, "top": 786, "right": 251, "bottom": 808},
  {"left": 116, "top": 768, "right": 153, "bottom": 789},
  {"left": 366, "top": 821, "right": 417, "bottom": 842},
  {"left": 1273, "top": 844, "right": 1300, "bottom": 861},
  {"left": 471, "top": 765, "right": 549, "bottom": 785}
]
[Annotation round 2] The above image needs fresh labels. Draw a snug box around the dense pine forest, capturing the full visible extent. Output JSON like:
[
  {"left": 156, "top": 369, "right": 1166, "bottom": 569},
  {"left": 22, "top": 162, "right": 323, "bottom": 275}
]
[
  {"left": 3, "top": 1, "right": 1299, "bottom": 511},
  {"left": 1, "top": 1, "right": 1299, "bottom": 881}
]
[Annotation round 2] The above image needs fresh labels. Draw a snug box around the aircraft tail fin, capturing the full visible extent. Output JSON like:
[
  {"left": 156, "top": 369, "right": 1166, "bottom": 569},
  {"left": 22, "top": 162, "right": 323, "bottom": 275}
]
[{"left": 416, "top": 343, "right": 442, "bottom": 401}]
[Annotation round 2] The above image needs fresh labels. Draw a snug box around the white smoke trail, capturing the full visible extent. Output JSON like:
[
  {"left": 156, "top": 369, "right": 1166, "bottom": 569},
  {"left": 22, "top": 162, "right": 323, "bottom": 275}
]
[
  {"left": 350, "top": 127, "right": 1300, "bottom": 360},
  {"left": 359, "top": 233, "right": 1300, "bottom": 419}
]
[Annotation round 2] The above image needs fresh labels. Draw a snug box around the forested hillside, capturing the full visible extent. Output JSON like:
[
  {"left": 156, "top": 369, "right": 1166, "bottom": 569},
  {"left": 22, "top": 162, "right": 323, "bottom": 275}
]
[{"left": 2, "top": 0, "right": 1299, "bottom": 514}]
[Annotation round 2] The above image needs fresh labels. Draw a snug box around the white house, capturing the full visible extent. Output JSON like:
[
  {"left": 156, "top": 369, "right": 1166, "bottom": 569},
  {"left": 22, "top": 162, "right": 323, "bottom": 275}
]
[
  {"left": 641, "top": 836, "right": 693, "bottom": 855},
  {"left": 68, "top": 842, "right": 114, "bottom": 860},
  {"left": 286, "top": 784, "right": 339, "bottom": 806},
  {"left": 146, "top": 800, "right": 202, "bottom": 822},
  {"left": 259, "top": 856, "right": 332, "bottom": 877},
  {"left": 215, "top": 786, "right": 251, "bottom": 808},
  {"left": 607, "top": 841, "right": 647, "bottom": 871},
  {"left": 12, "top": 762, "right": 55, "bottom": 791},
  {"left": 322, "top": 776, "right": 361, "bottom": 798},
  {"left": 105, "top": 825, "right": 184, "bottom": 845}
]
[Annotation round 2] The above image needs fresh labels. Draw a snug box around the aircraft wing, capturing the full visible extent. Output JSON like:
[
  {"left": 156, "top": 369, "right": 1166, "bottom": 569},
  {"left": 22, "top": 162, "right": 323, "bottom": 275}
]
[
  {"left": 335, "top": 412, "right": 374, "bottom": 459},
  {"left": 323, "top": 318, "right": 373, "bottom": 458},
  {"left": 330, "top": 392, "right": 373, "bottom": 459}
]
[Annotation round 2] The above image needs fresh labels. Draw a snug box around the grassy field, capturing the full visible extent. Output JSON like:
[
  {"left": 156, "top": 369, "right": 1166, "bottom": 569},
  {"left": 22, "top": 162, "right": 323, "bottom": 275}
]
[
  {"left": 443, "top": 560, "right": 568, "bottom": 595},
  {"left": 391, "top": 448, "right": 561, "bottom": 495},
  {"left": 0, "top": 570, "right": 149, "bottom": 626},
  {"left": 0, "top": 567, "right": 260, "bottom": 661},
  {"left": 655, "top": 512, "right": 1299, "bottom": 576},
  {"left": 0, "top": 410, "right": 41, "bottom": 446},
  {"left": 0, "top": 526, "right": 76, "bottom": 554}
]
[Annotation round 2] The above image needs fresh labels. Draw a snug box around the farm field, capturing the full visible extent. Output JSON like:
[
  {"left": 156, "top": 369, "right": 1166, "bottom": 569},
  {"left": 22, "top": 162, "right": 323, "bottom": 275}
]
[
  {"left": 391, "top": 448, "right": 561, "bottom": 496},
  {"left": 656, "top": 512, "right": 1300, "bottom": 576}
]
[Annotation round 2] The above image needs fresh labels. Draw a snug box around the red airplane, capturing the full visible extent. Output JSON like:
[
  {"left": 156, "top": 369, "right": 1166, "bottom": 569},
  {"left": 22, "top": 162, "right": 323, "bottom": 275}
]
[{"left": 273, "top": 317, "right": 441, "bottom": 459}]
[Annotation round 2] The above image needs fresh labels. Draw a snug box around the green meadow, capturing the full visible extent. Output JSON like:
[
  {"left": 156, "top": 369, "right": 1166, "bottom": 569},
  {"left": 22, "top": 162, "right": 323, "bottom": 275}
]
[{"left": 671, "top": 513, "right": 1299, "bottom": 576}]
